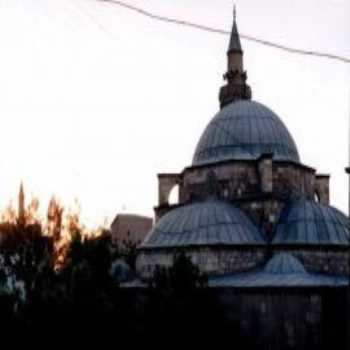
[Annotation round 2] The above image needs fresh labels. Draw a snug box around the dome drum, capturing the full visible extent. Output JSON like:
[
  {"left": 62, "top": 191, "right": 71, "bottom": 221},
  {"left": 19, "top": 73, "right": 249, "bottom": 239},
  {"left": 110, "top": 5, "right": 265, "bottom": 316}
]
[
  {"left": 177, "top": 159, "right": 318, "bottom": 211},
  {"left": 279, "top": 249, "right": 349, "bottom": 277},
  {"left": 136, "top": 246, "right": 266, "bottom": 279}
]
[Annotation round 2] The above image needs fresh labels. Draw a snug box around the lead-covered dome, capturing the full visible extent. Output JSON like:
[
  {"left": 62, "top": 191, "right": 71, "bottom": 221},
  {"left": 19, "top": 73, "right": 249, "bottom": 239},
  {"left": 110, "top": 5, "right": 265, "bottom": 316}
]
[
  {"left": 273, "top": 198, "right": 350, "bottom": 245},
  {"left": 192, "top": 100, "right": 300, "bottom": 166},
  {"left": 140, "top": 200, "right": 264, "bottom": 249}
]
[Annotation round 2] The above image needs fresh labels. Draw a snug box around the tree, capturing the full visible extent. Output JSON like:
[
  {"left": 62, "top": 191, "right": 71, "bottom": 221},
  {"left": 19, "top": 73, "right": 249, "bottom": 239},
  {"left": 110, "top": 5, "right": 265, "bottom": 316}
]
[{"left": 141, "top": 252, "right": 232, "bottom": 343}]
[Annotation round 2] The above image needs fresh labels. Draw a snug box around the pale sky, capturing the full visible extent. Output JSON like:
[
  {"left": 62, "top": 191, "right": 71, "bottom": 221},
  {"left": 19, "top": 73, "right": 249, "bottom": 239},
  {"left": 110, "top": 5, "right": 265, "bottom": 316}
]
[{"left": 0, "top": 0, "right": 348, "bottom": 226}]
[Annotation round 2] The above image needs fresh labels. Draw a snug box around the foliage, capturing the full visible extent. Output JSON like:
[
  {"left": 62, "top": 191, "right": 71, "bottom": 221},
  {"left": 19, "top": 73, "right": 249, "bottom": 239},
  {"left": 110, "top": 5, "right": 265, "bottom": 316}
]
[
  {"left": 141, "top": 252, "right": 232, "bottom": 344},
  {"left": 0, "top": 221, "right": 233, "bottom": 344}
]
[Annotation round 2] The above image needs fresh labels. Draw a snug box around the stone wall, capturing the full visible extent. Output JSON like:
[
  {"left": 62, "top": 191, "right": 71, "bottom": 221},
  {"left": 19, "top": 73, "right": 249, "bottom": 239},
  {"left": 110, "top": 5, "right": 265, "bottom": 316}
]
[
  {"left": 272, "top": 162, "right": 315, "bottom": 199},
  {"left": 286, "top": 249, "right": 349, "bottom": 276},
  {"left": 181, "top": 160, "right": 316, "bottom": 205},
  {"left": 157, "top": 173, "right": 182, "bottom": 206},
  {"left": 216, "top": 288, "right": 348, "bottom": 349},
  {"left": 137, "top": 246, "right": 349, "bottom": 279},
  {"left": 110, "top": 214, "right": 153, "bottom": 246},
  {"left": 237, "top": 198, "right": 285, "bottom": 240},
  {"left": 136, "top": 247, "right": 266, "bottom": 279},
  {"left": 121, "top": 284, "right": 349, "bottom": 349},
  {"left": 258, "top": 154, "right": 273, "bottom": 193},
  {"left": 155, "top": 161, "right": 320, "bottom": 223},
  {"left": 315, "top": 175, "right": 330, "bottom": 205},
  {"left": 181, "top": 161, "right": 259, "bottom": 203}
]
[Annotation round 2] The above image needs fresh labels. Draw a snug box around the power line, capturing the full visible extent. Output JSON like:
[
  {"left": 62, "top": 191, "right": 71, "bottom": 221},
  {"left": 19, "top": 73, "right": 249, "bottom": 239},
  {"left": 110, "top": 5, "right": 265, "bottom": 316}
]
[{"left": 96, "top": 0, "right": 350, "bottom": 64}]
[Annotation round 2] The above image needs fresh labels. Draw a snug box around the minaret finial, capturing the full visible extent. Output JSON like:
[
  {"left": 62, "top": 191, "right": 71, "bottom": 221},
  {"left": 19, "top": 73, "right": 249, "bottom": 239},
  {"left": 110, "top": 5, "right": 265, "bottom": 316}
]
[{"left": 233, "top": 4, "right": 236, "bottom": 21}]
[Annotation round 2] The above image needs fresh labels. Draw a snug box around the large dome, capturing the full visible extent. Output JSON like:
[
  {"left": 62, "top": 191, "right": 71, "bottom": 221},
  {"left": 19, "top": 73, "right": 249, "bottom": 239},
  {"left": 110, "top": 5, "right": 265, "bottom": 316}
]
[
  {"left": 192, "top": 100, "right": 300, "bottom": 166},
  {"left": 141, "top": 200, "right": 264, "bottom": 249}
]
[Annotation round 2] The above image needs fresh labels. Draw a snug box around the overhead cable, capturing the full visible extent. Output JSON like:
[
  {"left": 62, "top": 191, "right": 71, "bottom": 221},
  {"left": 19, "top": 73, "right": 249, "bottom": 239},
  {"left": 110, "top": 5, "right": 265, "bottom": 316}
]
[{"left": 96, "top": 0, "right": 350, "bottom": 64}]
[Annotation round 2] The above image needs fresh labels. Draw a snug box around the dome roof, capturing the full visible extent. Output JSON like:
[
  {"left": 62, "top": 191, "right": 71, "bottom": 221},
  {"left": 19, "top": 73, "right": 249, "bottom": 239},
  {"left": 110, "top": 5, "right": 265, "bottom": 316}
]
[
  {"left": 273, "top": 198, "right": 349, "bottom": 245},
  {"left": 264, "top": 253, "right": 306, "bottom": 275},
  {"left": 209, "top": 253, "right": 348, "bottom": 288},
  {"left": 140, "top": 200, "right": 265, "bottom": 249},
  {"left": 192, "top": 100, "right": 300, "bottom": 166},
  {"left": 110, "top": 259, "right": 133, "bottom": 283}
]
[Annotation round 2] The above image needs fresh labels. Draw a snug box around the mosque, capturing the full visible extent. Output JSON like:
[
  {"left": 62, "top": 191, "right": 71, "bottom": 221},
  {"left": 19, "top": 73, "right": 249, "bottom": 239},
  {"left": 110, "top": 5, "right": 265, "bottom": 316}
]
[{"left": 132, "top": 10, "right": 349, "bottom": 349}]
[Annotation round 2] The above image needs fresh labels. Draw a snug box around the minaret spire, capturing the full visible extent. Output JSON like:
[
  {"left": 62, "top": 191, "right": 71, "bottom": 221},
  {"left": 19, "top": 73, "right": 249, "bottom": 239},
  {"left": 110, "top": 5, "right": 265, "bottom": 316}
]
[
  {"left": 219, "top": 6, "right": 251, "bottom": 108},
  {"left": 228, "top": 5, "right": 242, "bottom": 54},
  {"left": 18, "top": 181, "right": 25, "bottom": 226}
]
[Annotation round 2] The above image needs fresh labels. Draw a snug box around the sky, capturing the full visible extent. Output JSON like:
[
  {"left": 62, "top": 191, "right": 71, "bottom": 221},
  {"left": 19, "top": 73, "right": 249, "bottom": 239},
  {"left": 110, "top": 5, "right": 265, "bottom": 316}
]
[{"left": 0, "top": 0, "right": 348, "bottom": 226}]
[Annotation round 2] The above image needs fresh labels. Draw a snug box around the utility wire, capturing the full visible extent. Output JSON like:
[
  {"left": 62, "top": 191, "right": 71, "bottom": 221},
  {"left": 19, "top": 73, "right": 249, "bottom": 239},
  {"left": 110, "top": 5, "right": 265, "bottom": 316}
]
[{"left": 97, "top": 0, "right": 350, "bottom": 64}]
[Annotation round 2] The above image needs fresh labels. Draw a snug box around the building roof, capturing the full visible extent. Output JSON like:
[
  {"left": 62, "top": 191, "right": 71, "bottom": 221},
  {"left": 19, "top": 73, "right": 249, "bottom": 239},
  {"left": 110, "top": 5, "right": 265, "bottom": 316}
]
[
  {"left": 264, "top": 252, "right": 307, "bottom": 274},
  {"left": 192, "top": 100, "right": 300, "bottom": 166},
  {"left": 140, "top": 200, "right": 265, "bottom": 249},
  {"left": 110, "top": 213, "right": 153, "bottom": 246},
  {"left": 209, "top": 253, "right": 348, "bottom": 288},
  {"left": 272, "top": 198, "right": 350, "bottom": 246}
]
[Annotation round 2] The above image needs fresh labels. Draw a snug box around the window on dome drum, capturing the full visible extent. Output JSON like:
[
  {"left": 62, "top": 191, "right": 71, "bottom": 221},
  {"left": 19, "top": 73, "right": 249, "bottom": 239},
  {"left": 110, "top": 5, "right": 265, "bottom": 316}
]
[{"left": 168, "top": 184, "right": 179, "bottom": 205}]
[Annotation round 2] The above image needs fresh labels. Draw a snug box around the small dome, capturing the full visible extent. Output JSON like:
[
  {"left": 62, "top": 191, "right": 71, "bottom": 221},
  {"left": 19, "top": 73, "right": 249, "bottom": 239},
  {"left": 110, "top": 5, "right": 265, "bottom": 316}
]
[
  {"left": 264, "top": 253, "right": 306, "bottom": 275},
  {"left": 209, "top": 253, "right": 348, "bottom": 288},
  {"left": 192, "top": 100, "right": 300, "bottom": 166},
  {"left": 273, "top": 198, "right": 349, "bottom": 245},
  {"left": 141, "top": 200, "right": 264, "bottom": 249},
  {"left": 110, "top": 259, "right": 133, "bottom": 283}
]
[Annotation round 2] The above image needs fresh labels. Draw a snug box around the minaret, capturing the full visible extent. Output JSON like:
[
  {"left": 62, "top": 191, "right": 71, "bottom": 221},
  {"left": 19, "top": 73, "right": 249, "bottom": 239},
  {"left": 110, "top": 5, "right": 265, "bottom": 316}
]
[
  {"left": 219, "top": 6, "right": 252, "bottom": 108},
  {"left": 18, "top": 181, "right": 25, "bottom": 226}
]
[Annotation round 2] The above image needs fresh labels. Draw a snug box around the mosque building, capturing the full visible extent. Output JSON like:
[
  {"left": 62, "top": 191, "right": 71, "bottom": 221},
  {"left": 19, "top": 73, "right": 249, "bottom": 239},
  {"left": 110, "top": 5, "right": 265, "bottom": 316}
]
[{"left": 132, "top": 9, "right": 349, "bottom": 348}]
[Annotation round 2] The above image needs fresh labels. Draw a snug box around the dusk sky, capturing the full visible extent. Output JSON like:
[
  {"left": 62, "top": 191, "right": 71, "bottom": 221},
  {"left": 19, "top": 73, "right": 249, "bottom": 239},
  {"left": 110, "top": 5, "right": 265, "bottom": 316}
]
[{"left": 0, "top": 0, "right": 348, "bottom": 226}]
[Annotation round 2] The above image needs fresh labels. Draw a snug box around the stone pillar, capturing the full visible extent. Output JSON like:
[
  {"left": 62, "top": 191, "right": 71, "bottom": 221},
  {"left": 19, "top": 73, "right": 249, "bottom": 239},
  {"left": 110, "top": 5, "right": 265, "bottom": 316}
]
[
  {"left": 158, "top": 173, "right": 181, "bottom": 206},
  {"left": 258, "top": 153, "right": 273, "bottom": 193},
  {"left": 315, "top": 174, "right": 330, "bottom": 205}
]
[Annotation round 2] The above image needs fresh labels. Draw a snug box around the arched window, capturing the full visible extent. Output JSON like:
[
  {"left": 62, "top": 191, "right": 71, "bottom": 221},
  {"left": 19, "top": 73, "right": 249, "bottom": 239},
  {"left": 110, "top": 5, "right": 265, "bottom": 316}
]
[
  {"left": 314, "top": 191, "right": 320, "bottom": 202},
  {"left": 168, "top": 184, "right": 179, "bottom": 205}
]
